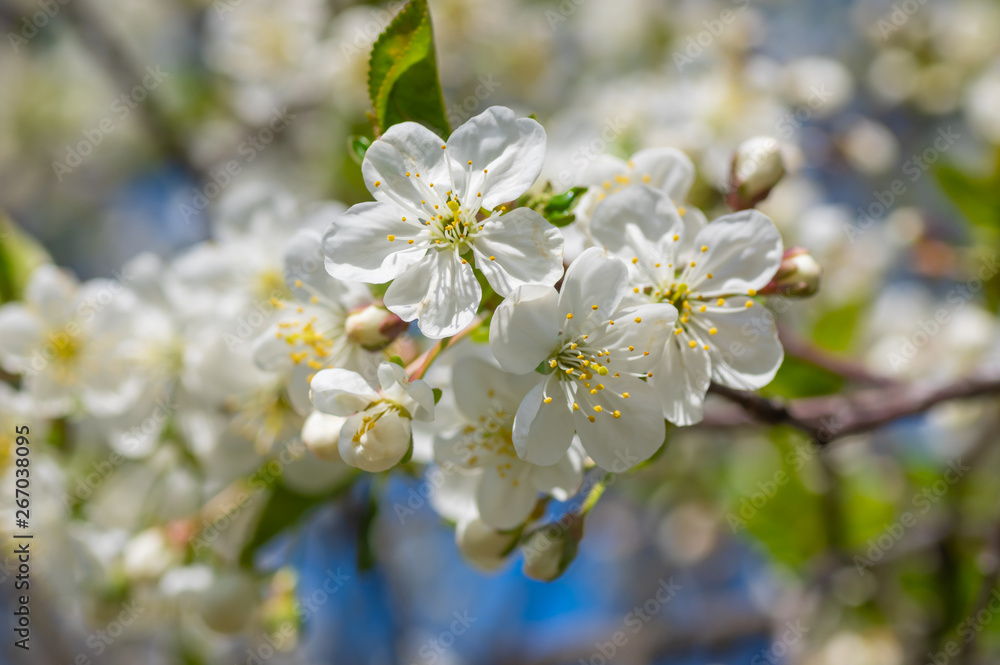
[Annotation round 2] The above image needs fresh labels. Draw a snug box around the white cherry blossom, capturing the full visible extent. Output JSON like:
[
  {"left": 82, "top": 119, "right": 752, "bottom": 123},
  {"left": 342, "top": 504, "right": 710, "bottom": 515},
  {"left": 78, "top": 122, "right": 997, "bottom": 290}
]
[
  {"left": 310, "top": 361, "right": 434, "bottom": 472},
  {"left": 433, "top": 358, "right": 584, "bottom": 530},
  {"left": 321, "top": 106, "right": 564, "bottom": 339},
  {"left": 590, "top": 185, "right": 785, "bottom": 426},
  {"left": 489, "top": 247, "right": 677, "bottom": 471}
]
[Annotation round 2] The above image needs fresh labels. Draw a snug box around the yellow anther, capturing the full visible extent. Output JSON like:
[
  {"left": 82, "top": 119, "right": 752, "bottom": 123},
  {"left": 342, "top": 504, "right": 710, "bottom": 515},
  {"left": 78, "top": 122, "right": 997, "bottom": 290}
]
[
  {"left": 294, "top": 279, "right": 303, "bottom": 287},
  {"left": 543, "top": 397, "right": 552, "bottom": 404},
  {"left": 596, "top": 365, "right": 609, "bottom": 376},
  {"left": 745, "top": 300, "right": 754, "bottom": 308},
  {"left": 408, "top": 239, "right": 414, "bottom": 244},
  {"left": 688, "top": 340, "right": 697, "bottom": 348},
  {"left": 690, "top": 261, "right": 696, "bottom": 267},
  {"left": 613, "top": 410, "right": 622, "bottom": 418},
  {"left": 441, "top": 144, "right": 446, "bottom": 149},
  {"left": 633, "top": 287, "right": 640, "bottom": 293},
  {"left": 593, "top": 405, "right": 602, "bottom": 413},
  {"left": 374, "top": 180, "right": 381, "bottom": 187},
  {"left": 677, "top": 206, "right": 686, "bottom": 215},
  {"left": 484, "top": 169, "right": 488, "bottom": 173},
  {"left": 596, "top": 384, "right": 604, "bottom": 390},
  {"left": 566, "top": 313, "right": 574, "bottom": 319},
  {"left": 699, "top": 305, "right": 707, "bottom": 312},
  {"left": 631, "top": 257, "right": 639, "bottom": 264},
  {"left": 489, "top": 256, "right": 496, "bottom": 261},
  {"left": 622, "top": 392, "right": 630, "bottom": 399},
  {"left": 717, "top": 298, "right": 725, "bottom": 306},
  {"left": 634, "top": 316, "right": 642, "bottom": 323},
  {"left": 387, "top": 234, "right": 395, "bottom": 241},
  {"left": 565, "top": 367, "right": 574, "bottom": 374},
  {"left": 602, "top": 180, "right": 612, "bottom": 189},
  {"left": 709, "top": 327, "right": 717, "bottom": 335},
  {"left": 673, "top": 234, "right": 679, "bottom": 241},
  {"left": 573, "top": 402, "right": 579, "bottom": 411},
  {"left": 748, "top": 289, "right": 757, "bottom": 296},
  {"left": 701, "top": 245, "right": 708, "bottom": 253},
  {"left": 592, "top": 304, "right": 599, "bottom": 310},
  {"left": 643, "top": 351, "right": 649, "bottom": 356},
  {"left": 628, "top": 345, "right": 635, "bottom": 351},
  {"left": 467, "top": 160, "right": 472, "bottom": 165},
  {"left": 461, "top": 259, "right": 468, "bottom": 264},
  {"left": 609, "top": 320, "right": 615, "bottom": 325},
  {"left": 674, "top": 329, "right": 682, "bottom": 335},
  {"left": 590, "top": 389, "right": 597, "bottom": 395},
  {"left": 707, "top": 273, "right": 713, "bottom": 279},
  {"left": 642, "top": 174, "right": 651, "bottom": 183},
  {"left": 570, "top": 343, "right": 578, "bottom": 350},
  {"left": 588, "top": 415, "right": 596, "bottom": 423},
  {"left": 614, "top": 175, "right": 630, "bottom": 184}
]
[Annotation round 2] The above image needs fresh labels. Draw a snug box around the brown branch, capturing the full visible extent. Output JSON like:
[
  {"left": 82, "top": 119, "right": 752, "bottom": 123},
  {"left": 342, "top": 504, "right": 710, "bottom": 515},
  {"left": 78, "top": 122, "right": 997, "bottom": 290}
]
[{"left": 709, "top": 372, "right": 1000, "bottom": 444}]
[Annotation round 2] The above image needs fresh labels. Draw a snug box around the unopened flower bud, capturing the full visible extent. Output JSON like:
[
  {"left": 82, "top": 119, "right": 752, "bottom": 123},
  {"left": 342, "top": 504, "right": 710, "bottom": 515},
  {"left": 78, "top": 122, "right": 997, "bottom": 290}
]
[
  {"left": 301, "top": 411, "right": 345, "bottom": 461},
  {"left": 763, "top": 247, "right": 822, "bottom": 298},
  {"left": 345, "top": 303, "right": 408, "bottom": 351},
  {"left": 520, "top": 516, "right": 583, "bottom": 581},
  {"left": 122, "top": 527, "right": 183, "bottom": 581},
  {"left": 456, "top": 518, "right": 520, "bottom": 572},
  {"left": 728, "top": 136, "right": 786, "bottom": 210}
]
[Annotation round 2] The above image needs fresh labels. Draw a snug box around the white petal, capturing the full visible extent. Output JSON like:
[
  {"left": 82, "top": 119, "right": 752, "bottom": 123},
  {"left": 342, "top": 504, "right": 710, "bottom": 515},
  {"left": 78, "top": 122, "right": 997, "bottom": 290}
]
[
  {"left": 429, "top": 470, "right": 480, "bottom": 523},
  {"left": 598, "top": 302, "right": 678, "bottom": 375},
  {"left": 301, "top": 411, "right": 346, "bottom": 461},
  {"left": 452, "top": 357, "right": 538, "bottom": 422},
  {"left": 512, "top": 377, "right": 574, "bottom": 466},
  {"left": 284, "top": 227, "right": 361, "bottom": 305},
  {"left": 590, "top": 186, "right": 685, "bottom": 257},
  {"left": 472, "top": 208, "right": 564, "bottom": 296},
  {"left": 338, "top": 409, "right": 411, "bottom": 472},
  {"left": 699, "top": 307, "right": 784, "bottom": 390},
  {"left": 651, "top": 334, "right": 711, "bottom": 426},
  {"left": 580, "top": 154, "right": 630, "bottom": 188},
  {"left": 477, "top": 462, "right": 537, "bottom": 530},
  {"left": 362, "top": 122, "right": 451, "bottom": 210},
  {"left": 489, "top": 284, "right": 559, "bottom": 374},
  {"left": 686, "top": 210, "right": 783, "bottom": 297},
  {"left": 322, "top": 202, "right": 428, "bottom": 283},
  {"left": 0, "top": 304, "right": 40, "bottom": 370},
  {"left": 558, "top": 247, "right": 629, "bottom": 327},
  {"left": 530, "top": 444, "right": 584, "bottom": 501},
  {"left": 310, "top": 368, "right": 379, "bottom": 416},
  {"left": 25, "top": 265, "right": 78, "bottom": 325},
  {"left": 630, "top": 147, "right": 695, "bottom": 201},
  {"left": 383, "top": 249, "right": 481, "bottom": 339},
  {"left": 446, "top": 106, "right": 546, "bottom": 209},
  {"left": 572, "top": 375, "right": 664, "bottom": 471},
  {"left": 378, "top": 361, "right": 435, "bottom": 421}
]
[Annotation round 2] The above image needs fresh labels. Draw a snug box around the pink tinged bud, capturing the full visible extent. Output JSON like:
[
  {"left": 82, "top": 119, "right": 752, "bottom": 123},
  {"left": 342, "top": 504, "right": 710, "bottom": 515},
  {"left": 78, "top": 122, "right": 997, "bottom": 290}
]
[
  {"left": 762, "top": 247, "right": 822, "bottom": 298},
  {"left": 345, "top": 303, "right": 408, "bottom": 351},
  {"left": 727, "top": 136, "right": 786, "bottom": 211}
]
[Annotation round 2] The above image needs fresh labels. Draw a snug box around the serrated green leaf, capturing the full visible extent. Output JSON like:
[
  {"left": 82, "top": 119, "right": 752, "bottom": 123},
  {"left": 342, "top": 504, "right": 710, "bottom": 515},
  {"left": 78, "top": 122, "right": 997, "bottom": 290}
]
[
  {"left": 368, "top": 0, "right": 450, "bottom": 137},
  {"left": 348, "top": 135, "right": 372, "bottom": 165}
]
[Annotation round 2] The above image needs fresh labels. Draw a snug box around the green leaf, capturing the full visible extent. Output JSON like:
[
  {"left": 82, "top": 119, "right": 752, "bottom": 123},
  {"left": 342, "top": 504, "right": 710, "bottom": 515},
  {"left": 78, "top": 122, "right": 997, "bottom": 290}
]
[
  {"left": 368, "top": 0, "right": 450, "bottom": 138},
  {"left": 935, "top": 165, "right": 1000, "bottom": 231},
  {"left": 388, "top": 355, "right": 405, "bottom": 367},
  {"left": 0, "top": 214, "right": 50, "bottom": 304},
  {"left": 348, "top": 135, "right": 372, "bottom": 165},
  {"left": 432, "top": 387, "right": 443, "bottom": 404}
]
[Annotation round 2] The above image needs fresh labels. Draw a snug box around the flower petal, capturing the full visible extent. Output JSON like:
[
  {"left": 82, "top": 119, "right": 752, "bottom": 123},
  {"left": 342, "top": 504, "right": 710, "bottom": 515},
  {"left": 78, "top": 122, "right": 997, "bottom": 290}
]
[
  {"left": 572, "top": 375, "right": 664, "bottom": 471},
  {"left": 651, "top": 334, "right": 712, "bottom": 426},
  {"left": 362, "top": 121, "right": 451, "bottom": 210},
  {"left": 686, "top": 210, "right": 783, "bottom": 297},
  {"left": 338, "top": 409, "right": 411, "bottom": 472},
  {"left": 558, "top": 247, "right": 629, "bottom": 328},
  {"left": 25, "top": 265, "right": 78, "bottom": 325},
  {"left": 310, "top": 368, "right": 379, "bottom": 416},
  {"left": 472, "top": 208, "right": 564, "bottom": 296},
  {"left": 378, "top": 361, "right": 436, "bottom": 421},
  {"left": 446, "top": 106, "right": 546, "bottom": 209},
  {"left": 452, "top": 357, "right": 538, "bottom": 422},
  {"left": 590, "top": 186, "right": 685, "bottom": 255},
  {"left": 630, "top": 147, "right": 695, "bottom": 201},
  {"left": 384, "top": 249, "right": 481, "bottom": 339},
  {"left": 530, "top": 442, "right": 584, "bottom": 501},
  {"left": 598, "top": 302, "right": 678, "bottom": 375},
  {"left": 512, "top": 377, "right": 574, "bottom": 466},
  {"left": 477, "top": 462, "right": 537, "bottom": 530},
  {"left": 490, "top": 285, "right": 560, "bottom": 374},
  {"left": 698, "top": 306, "right": 784, "bottom": 390},
  {"left": 0, "top": 304, "right": 40, "bottom": 370},
  {"left": 285, "top": 227, "right": 369, "bottom": 308},
  {"left": 322, "top": 202, "right": 428, "bottom": 283}
]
